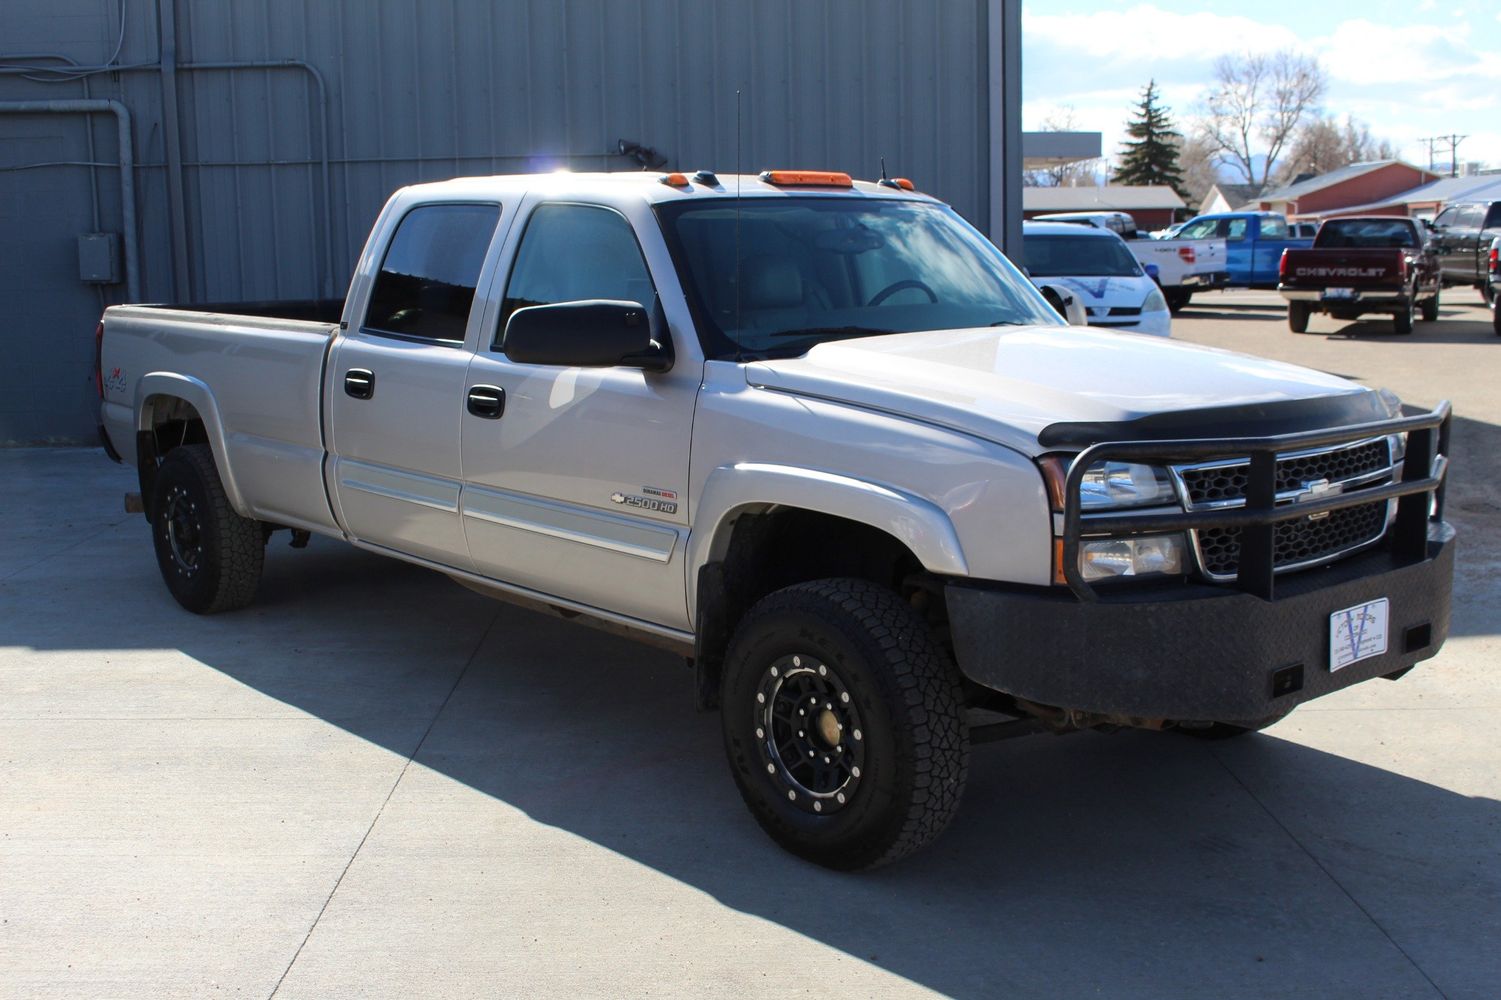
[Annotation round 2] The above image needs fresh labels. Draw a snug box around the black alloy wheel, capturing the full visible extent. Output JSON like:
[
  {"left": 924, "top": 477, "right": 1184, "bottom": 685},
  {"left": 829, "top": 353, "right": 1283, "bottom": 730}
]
[
  {"left": 720, "top": 578, "right": 969, "bottom": 870},
  {"left": 150, "top": 444, "right": 264, "bottom": 614}
]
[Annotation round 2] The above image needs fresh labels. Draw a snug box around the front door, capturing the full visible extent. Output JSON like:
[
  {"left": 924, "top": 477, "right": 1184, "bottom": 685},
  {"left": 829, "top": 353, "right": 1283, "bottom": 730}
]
[
  {"left": 327, "top": 202, "right": 502, "bottom": 569},
  {"left": 461, "top": 200, "right": 699, "bottom": 629}
]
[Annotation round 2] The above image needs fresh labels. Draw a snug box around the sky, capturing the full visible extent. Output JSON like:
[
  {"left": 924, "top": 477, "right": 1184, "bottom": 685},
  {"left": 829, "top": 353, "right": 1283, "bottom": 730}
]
[{"left": 1021, "top": 0, "right": 1501, "bottom": 181}]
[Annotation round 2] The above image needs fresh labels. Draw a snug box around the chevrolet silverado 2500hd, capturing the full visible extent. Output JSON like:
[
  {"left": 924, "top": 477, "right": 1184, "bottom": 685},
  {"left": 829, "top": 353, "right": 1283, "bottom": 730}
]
[
  {"left": 98, "top": 170, "right": 1455, "bottom": 870},
  {"left": 1278, "top": 217, "right": 1441, "bottom": 334}
]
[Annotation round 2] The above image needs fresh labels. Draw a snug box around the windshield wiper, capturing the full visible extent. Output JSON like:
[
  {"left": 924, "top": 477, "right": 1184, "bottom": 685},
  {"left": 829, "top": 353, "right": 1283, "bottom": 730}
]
[{"left": 767, "top": 325, "right": 895, "bottom": 340}]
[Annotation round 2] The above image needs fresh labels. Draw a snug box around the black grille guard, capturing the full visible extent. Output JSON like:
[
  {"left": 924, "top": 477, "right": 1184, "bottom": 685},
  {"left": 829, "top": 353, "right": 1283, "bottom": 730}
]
[{"left": 1060, "top": 401, "right": 1452, "bottom": 602}]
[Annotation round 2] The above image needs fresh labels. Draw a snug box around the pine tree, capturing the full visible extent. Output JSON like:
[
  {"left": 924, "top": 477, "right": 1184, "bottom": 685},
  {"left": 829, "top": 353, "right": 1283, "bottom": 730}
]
[{"left": 1112, "top": 80, "right": 1189, "bottom": 200}]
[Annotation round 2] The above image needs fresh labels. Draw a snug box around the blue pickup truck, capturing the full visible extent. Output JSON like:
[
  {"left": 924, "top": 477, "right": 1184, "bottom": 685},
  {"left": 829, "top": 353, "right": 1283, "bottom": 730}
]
[{"left": 1172, "top": 212, "right": 1313, "bottom": 288}]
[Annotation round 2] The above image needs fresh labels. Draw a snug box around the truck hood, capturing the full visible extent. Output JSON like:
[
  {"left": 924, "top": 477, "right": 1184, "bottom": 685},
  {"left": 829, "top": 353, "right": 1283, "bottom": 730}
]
[{"left": 743, "top": 326, "right": 1384, "bottom": 456}]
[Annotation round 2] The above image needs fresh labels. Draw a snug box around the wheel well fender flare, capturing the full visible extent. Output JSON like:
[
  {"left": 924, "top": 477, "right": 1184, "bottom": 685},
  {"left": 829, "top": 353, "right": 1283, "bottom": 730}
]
[
  {"left": 134, "top": 372, "right": 249, "bottom": 515},
  {"left": 686, "top": 463, "right": 968, "bottom": 622}
]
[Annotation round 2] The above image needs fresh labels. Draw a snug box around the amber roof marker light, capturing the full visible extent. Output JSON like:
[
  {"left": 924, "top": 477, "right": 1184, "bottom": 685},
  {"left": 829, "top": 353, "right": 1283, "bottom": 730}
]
[{"left": 758, "top": 170, "right": 854, "bottom": 188}]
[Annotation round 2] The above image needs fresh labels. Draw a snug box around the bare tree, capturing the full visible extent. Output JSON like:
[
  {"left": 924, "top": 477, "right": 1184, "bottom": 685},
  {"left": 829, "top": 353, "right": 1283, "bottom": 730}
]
[
  {"left": 1175, "top": 133, "right": 1223, "bottom": 210},
  {"left": 1198, "top": 52, "right": 1326, "bottom": 188},
  {"left": 1024, "top": 105, "right": 1104, "bottom": 188},
  {"left": 1276, "top": 114, "right": 1398, "bottom": 183}
]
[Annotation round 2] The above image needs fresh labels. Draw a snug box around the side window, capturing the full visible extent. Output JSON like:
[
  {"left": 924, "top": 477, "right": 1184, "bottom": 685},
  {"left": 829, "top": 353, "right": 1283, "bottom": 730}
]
[
  {"left": 497, "top": 203, "right": 656, "bottom": 346},
  {"left": 1260, "top": 217, "right": 1288, "bottom": 239},
  {"left": 1179, "top": 219, "right": 1215, "bottom": 240},
  {"left": 1432, "top": 206, "right": 1458, "bottom": 229},
  {"left": 1222, "top": 218, "right": 1248, "bottom": 241},
  {"left": 1484, "top": 204, "right": 1501, "bottom": 229},
  {"left": 1457, "top": 205, "right": 1484, "bottom": 229},
  {"left": 364, "top": 203, "right": 501, "bottom": 343}
]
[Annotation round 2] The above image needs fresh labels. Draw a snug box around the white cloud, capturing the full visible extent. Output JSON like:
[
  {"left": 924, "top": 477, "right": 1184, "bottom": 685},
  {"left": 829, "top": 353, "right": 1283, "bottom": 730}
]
[{"left": 1023, "top": 4, "right": 1299, "bottom": 62}]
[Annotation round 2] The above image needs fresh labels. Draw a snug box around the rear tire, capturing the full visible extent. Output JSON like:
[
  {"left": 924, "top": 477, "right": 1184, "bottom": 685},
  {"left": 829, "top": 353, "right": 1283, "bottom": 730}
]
[
  {"left": 1288, "top": 301, "right": 1311, "bottom": 333},
  {"left": 150, "top": 444, "right": 264, "bottom": 614},
  {"left": 1420, "top": 288, "right": 1439, "bottom": 322},
  {"left": 1493, "top": 294, "right": 1501, "bottom": 336},
  {"left": 1393, "top": 293, "right": 1416, "bottom": 335},
  {"left": 720, "top": 578, "right": 969, "bottom": 870}
]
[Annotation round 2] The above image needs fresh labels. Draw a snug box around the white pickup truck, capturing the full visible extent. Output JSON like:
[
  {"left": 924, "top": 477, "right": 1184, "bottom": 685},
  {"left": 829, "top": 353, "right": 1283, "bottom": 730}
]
[{"left": 98, "top": 170, "right": 1455, "bottom": 869}]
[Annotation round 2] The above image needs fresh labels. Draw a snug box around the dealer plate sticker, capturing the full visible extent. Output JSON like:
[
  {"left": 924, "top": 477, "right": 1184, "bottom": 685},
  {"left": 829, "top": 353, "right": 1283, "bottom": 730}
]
[{"left": 1329, "top": 598, "right": 1389, "bottom": 671}]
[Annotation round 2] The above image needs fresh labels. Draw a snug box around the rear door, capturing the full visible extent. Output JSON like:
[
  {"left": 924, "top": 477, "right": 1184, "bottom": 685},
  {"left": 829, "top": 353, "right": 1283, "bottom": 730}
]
[
  {"left": 325, "top": 201, "right": 504, "bottom": 569},
  {"left": 459, "top": 198, "right": 700, "bottom": 629},
  {"left": 1452, "top": 205, "right": 1486, "bottom": 281},
  {"left": 1430, "top": 205, "right": 1464, "bottom": 280}
]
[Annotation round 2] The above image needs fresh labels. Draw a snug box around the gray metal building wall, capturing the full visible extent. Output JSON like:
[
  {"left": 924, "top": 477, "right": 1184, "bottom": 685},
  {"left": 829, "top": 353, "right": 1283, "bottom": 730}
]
[{"left": 1, "top": 0, "right": 1017, "bottom": 444}]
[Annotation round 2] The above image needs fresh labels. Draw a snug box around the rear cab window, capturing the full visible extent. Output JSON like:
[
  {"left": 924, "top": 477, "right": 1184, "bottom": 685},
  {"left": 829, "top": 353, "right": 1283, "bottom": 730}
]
[
  {"left": 364, "top": 203, "right": 502, "bottom": 343},
  {"left": 1314, "top": 219, "right": 1418, "bottom": 248},
  {"left": 1259, "top": 217, "right": 1288, "bottom": 239}
]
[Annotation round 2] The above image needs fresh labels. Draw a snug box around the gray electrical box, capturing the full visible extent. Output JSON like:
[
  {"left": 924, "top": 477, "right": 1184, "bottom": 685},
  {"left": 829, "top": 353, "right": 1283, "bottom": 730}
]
[{"left": 78, "top": 233, "right": 122, "bottom": 284}]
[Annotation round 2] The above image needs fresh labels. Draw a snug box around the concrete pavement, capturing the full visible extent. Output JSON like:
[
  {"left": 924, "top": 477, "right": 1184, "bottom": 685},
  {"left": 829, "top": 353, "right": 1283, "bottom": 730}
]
[{"left": 1, "top": 298, "right": 1497, "bottom": 999}]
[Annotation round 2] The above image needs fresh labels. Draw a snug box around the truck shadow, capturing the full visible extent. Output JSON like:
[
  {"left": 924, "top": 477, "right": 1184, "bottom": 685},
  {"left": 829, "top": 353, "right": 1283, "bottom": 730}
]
[
  {"left": 4, "top": 473, "right": 1499, "bottom": 995},
  {"left": 1316, "top": 306, "right": 1496, "bottom": 344}
]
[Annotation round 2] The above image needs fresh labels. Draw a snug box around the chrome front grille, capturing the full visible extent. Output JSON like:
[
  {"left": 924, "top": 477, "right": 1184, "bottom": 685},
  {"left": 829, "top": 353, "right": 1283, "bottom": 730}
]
[
  {"left": 1193, "top": 501, "right": 1389, "bottom": 578},
  {"left": 1177, "top": 439, "right": 1391, "bottom": 508},
  {"left": 1172, "top": 438, "right": 1395, "bottom": 581}
]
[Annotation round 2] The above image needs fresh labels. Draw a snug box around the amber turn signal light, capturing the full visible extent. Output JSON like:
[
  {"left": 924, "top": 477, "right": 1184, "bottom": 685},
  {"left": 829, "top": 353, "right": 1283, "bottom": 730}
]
[{"left": 759, "top": 170, "right": 853, "bottom": 188}]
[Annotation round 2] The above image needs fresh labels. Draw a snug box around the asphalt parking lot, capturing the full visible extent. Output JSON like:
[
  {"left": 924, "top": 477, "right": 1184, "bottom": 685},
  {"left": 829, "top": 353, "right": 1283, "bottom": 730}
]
[{"left": 2, "top": 293, "right": 1497, "bottom": 999}]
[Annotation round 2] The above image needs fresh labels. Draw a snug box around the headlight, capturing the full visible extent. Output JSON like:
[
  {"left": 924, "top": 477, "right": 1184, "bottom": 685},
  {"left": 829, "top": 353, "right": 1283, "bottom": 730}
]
[
  {"left": 1079, "top": 534, "right": 1187, "bottom": 582},
  {"left": 1039, "top": 457, "right": 1178, "bottom": 510},
  {"left": 1078, "top": 461, "right": 1175, "bottom": 509},
  {"left": 1142, "top": 286, "right": 1168, "bottom": 313}
]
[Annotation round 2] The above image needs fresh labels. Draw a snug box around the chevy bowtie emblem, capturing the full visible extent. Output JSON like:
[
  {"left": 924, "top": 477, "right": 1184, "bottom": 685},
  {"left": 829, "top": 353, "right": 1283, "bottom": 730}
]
[{"left": 1297, "top": 478, "right": 1341, "bottom": 520}]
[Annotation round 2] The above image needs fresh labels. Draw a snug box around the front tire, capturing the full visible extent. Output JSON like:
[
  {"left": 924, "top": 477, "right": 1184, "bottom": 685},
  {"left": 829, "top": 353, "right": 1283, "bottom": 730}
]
[
  {"left": 1288, "top": 301, "right": 1311, "bottom": 333},
  {"left": 150, "top": 444, "right": 264, "bottom": 614},
  {"left": 1165, "top": 288, "right": 1192, "bottom": 314},
  {"left": 720, "top": 579, "right": 969, "bottom": 870}
]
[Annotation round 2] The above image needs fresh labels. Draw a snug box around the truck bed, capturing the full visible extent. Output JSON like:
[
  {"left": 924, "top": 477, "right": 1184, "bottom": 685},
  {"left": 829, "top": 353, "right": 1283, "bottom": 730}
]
[{"left": 98, "top": 300, "right": 343, "bottom": 536}]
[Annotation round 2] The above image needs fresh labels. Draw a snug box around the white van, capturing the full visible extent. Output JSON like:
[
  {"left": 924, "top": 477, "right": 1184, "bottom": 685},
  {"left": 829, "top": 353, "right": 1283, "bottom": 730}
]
[{"left": 1022, "top": 221, "right": 1172, "bottom": 336}]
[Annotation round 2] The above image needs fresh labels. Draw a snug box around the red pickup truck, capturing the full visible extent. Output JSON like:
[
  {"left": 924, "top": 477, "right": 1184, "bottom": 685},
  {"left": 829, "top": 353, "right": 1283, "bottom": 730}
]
[{"left": 1278, "top": 217, "right": 1441, "bottom": 335}]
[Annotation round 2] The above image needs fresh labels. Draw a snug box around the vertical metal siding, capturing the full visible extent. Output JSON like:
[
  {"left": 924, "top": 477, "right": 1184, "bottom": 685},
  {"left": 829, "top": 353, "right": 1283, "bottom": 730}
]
[{"left": 2, "top": 0, "right": 994, "bottom": 443}]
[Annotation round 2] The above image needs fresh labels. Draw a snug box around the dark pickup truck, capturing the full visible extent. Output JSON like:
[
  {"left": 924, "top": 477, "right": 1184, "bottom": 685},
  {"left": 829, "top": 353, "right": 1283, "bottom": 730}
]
[
  {"left": 1279, "top": 217, "right": 1441, "bottom": 335},
  {"left": 1429, "top": 200, "right": 1501, "bottom": 304}
]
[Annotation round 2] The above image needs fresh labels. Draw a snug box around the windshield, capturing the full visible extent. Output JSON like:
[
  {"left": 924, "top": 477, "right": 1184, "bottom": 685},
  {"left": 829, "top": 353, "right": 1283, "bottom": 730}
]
[
  {"left": 655, "top": 197, "right": 1061, "bottom": 359},
  {"left": 1023, "top": 234, "right": 1142, "bottom": 278}
]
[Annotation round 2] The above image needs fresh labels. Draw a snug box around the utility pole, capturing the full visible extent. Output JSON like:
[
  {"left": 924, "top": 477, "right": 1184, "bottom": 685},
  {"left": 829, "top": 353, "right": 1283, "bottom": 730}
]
[{"left": 1420, "top": 134, "right": 1469, "bottom": 177}]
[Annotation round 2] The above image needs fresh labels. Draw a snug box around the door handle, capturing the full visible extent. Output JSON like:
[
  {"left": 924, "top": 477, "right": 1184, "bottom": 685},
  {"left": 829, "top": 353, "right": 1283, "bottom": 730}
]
[
  {"left": 344, "top": 369, "right": 374, "bottom": 399},
  {"left": 466, "top": 384, "right": 505, "bottom": 419}
]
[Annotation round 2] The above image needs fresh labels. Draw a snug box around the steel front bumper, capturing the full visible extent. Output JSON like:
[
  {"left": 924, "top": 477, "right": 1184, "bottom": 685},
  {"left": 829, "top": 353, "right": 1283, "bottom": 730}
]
[{"left": 946, "top": 525, "right": 1453, "bottom": 722}]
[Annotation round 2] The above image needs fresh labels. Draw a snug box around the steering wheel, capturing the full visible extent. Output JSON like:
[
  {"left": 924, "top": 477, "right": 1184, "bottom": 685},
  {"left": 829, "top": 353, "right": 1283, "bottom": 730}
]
[{"left": 869, "top": 279, "right": 938, "bottom": 306}]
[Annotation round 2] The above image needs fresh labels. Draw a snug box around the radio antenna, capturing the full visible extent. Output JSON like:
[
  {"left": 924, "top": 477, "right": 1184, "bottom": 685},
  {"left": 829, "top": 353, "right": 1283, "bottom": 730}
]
[
  {"left": 880, "top": 156, "right": 888, "bottom": 181},
  {"left": 735, "top": 89, "right": 744, "bottom": 349}
]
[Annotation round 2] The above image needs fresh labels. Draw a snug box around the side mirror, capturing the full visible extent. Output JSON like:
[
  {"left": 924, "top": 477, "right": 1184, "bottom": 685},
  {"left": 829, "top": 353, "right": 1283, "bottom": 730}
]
[
  {"left": 502, "top": 299, "right": 671, "bottom": 372},
  {"left": 1038, "top": 283, "right": 1088, "bottom": 326}
]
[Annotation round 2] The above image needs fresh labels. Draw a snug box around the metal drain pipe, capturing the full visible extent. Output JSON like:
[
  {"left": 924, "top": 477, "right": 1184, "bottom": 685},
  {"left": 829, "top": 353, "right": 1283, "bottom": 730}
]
[{"left": 0, "top": 99, "right": 140, "bottom": 301}]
